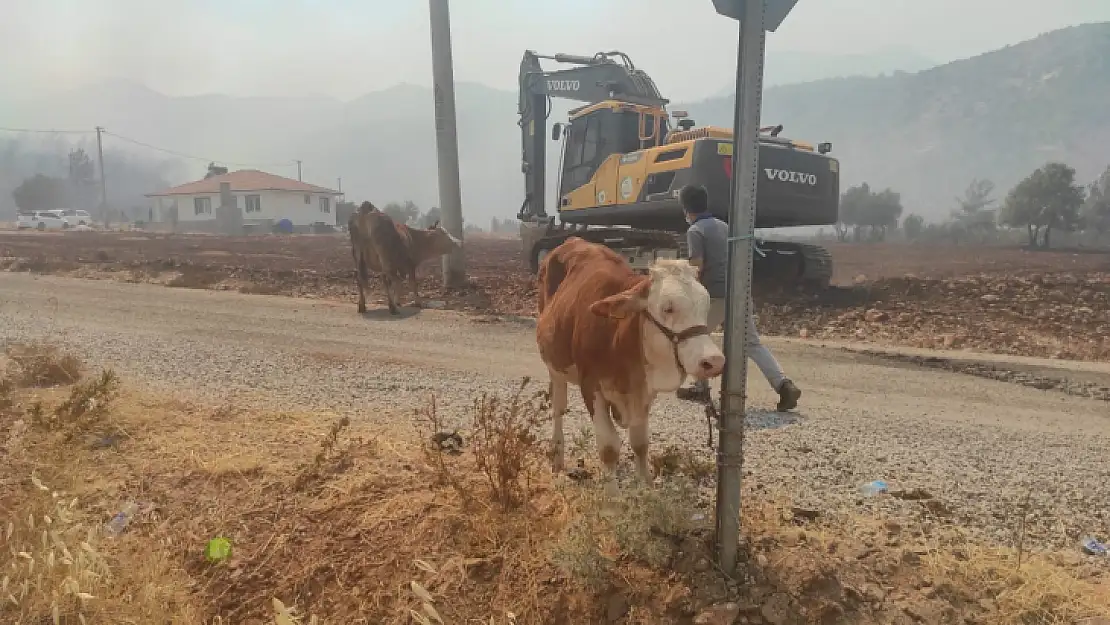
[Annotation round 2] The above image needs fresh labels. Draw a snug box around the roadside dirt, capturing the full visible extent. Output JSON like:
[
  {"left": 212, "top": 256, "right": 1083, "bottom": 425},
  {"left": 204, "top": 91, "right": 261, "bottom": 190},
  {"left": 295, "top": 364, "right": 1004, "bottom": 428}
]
[{"left": 2, "top": 231, "right": 1108, "bottom": 361}]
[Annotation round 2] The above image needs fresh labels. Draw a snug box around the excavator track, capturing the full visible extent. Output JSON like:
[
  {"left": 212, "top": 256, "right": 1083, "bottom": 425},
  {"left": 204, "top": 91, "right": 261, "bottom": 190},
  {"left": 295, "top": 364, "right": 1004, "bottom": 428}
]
[{"left": 525, "top": 222, "right": 834, "bottom": 290}]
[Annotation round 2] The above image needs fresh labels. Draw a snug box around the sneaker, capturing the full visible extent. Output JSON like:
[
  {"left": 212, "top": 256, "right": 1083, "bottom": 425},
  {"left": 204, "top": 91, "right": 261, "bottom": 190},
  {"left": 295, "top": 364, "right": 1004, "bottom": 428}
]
[
  {"left": 776, "top": 379, "right": 801, "bottom": 412},
  {"left": 676, "top": 384, "right": 711, "bottom": 403}
]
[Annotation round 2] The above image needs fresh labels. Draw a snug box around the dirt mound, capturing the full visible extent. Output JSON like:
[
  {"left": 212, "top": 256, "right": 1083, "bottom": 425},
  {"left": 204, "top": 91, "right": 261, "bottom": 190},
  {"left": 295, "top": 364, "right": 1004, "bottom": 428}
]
[{"left": 759, "top": 272, "right": 1110, "bottom": 361}]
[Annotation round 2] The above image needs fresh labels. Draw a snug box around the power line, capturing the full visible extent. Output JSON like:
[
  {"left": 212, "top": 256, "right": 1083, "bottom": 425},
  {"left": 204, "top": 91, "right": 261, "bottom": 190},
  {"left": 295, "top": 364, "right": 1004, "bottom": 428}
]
[
  {"left": 0, "top": 126, "right": 95, "bottom": 135},
  {"left": 102, "top": 130, "right": 297, "bottom": 169}
]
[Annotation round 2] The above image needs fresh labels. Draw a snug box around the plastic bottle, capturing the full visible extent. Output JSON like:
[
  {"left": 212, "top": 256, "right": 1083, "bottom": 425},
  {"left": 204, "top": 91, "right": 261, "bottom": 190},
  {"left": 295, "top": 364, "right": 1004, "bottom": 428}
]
[
  {"left": 105, "top": 502, "right": 138, "bottom": 536},
  {"left": 858, "top": 480, "right": 889, "bottom": 497}
]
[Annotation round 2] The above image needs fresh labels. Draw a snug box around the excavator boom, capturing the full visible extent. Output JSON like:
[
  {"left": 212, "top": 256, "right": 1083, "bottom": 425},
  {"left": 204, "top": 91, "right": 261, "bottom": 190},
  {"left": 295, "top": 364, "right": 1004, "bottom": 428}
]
[{"left": 517, "top": 50, "right": 668, "bottom": 222}]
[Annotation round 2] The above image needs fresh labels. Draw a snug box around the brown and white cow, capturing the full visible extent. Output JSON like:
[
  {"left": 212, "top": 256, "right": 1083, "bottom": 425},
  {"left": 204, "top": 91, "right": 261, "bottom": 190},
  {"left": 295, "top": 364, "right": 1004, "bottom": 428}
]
[
  {"left": 349, "top": 201, "right": 461, "bottom": 315},
  {"left": 536, "top": 236, "right": 725, "bottom": 494}
]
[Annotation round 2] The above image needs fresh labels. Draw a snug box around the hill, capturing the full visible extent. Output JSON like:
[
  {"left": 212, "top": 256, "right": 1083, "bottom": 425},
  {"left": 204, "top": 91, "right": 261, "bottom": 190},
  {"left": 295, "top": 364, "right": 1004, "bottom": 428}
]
[
  {"left": 3, "top": 23, "right": 1108, "bottom": 225},
  {"left": 681, "top": 22, "right": 1110, "bottom": 220}
]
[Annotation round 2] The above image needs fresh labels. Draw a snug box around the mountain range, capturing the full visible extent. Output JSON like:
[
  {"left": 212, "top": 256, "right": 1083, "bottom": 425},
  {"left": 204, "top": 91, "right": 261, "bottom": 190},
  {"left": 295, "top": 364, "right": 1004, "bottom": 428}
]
[{"left": 3, "top": 23, "right": 1108, "bottom": 226}]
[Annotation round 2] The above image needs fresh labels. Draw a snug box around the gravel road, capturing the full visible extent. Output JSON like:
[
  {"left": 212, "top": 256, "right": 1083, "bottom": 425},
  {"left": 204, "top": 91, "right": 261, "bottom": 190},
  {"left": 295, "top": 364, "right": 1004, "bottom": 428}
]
[{"left": 2, "top": 273, "right": 1108, "bottom": 553}]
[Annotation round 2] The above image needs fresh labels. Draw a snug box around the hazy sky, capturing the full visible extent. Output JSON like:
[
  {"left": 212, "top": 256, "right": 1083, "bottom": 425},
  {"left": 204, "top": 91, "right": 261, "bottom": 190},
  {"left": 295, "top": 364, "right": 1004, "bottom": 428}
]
[{"left": 3, "top": 0, "right": 1109, "bottom": 102}]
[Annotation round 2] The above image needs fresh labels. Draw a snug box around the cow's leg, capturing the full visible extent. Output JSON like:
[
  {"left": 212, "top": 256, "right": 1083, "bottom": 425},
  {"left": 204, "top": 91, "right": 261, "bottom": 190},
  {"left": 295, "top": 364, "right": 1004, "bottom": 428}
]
[
  {"left": 381, "top": 270, "right": 399, "bottom": 315},
  {"left": 628, "top": 419, "right": 652, "bottom": 484},
  {"left": 354, "top": 250, "right": 368, "bottom": 313},
  {"left": 548, "top": 372, "right": 569, "bottom": 473},
  {"left": 407, "top": 268, "right": 423, "bottom": 308},
  {"left": 588, "top": 390, "right": 622, "bottom": 497}
]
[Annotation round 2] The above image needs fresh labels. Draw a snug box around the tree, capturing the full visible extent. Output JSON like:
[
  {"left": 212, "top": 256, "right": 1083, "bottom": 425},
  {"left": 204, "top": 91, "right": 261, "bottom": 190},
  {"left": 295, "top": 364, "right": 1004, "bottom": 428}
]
[
  {"left": 67, "top": 148, "right": 97, "bottom": 210},
  {"left": 838, "top": 182, "right": 903, "bottom": 242},
  {"left": 836, "top": 183, "right": 869, "bottom": 242},
  {"left": 1000, "top": 162, "right": 1085, "bottom": 248},
  {"left": 902, "top": 214, "right": 924, "bottom": 240},
  {"left": 1082, "top": 165, "right": 1110, "bottom": 244},
  {"left": 204, "top": 162, "right": 228, "bottom": 179},
  {"left": 382, "top": 200, "right": 421, "bottom": 225},
  {"left": 12, "top": 174, "right": 70, "bottom": 211},
  {"left": 950, "top": 178, "right": 997, "bottom": 242},
  {"left": 862, "top": 188, "right": 903, "bottom": 241}
]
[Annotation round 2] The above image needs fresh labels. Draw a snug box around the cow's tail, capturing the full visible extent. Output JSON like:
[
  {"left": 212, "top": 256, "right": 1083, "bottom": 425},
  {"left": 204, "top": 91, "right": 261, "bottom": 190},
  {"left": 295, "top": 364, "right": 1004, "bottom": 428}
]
[{"left": 348, "top": 219, "right": 369, "bottom": 284}]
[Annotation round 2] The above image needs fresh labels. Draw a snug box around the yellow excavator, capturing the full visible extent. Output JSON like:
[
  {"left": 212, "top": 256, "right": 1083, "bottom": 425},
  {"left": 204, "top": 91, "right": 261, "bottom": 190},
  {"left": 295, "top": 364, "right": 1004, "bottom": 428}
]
[{"left": 516, "top": 49, "right": 839, "bottom": 289}]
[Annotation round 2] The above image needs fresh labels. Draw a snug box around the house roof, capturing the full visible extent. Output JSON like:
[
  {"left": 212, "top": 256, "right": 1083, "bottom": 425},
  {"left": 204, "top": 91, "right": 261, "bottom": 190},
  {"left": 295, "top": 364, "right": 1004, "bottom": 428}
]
[{"left": 146, "top": 169, "right": 339, "bottom": 197}]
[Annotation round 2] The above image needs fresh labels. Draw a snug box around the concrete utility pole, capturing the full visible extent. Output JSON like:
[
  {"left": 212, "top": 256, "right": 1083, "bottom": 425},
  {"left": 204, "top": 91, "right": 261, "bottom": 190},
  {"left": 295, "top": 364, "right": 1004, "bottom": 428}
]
[
  {"left": 711, "top": 0, "right": 797, "bottom": 576},
  {"left": 95, "top": 126, "right": 107, "bottom": 220},
  {"left": 428, "top": 0, "right": 467, "bottom": 287},
  {"left": 295, "top": 160, "right": 303, "bottom": 181}
]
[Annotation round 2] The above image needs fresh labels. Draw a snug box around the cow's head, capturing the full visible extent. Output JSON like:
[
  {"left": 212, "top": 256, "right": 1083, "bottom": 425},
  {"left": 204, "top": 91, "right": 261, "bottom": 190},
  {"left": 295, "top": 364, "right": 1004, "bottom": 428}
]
[
  {"left": 590, "top": 259, "right": 725, "bottom": 380},
  {"left": 424, "top": 220, "right": 463, "bottom": 256}
]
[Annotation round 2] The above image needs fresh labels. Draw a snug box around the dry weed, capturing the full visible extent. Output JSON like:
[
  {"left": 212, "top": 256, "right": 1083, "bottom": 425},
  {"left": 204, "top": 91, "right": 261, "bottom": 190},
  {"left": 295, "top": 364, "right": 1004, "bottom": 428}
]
[
  {"left": 0, "top": 475, "right": 106, "bottom": 623},
  {"left": 468, "top": 377, "right": 550, "bottom": 510},
  {"left": 5, "top": 342, "right": 82, "bottom": 387},
  {"left": 552, "top": 478, "right": 705, "bottom": 587},
  {"left": 414, "top": 394, "right": 474, "bottom": 505},
  {"left": 33, "top": 369, "right": 120, "bottom": 440},
  {"left": 0, "top": 376, "right": 13, "bottom": 412},
  {"left": 650, "top": 445, "right": 716, "bottom": 483},
  {"left": 293, "top": 415, "right": 376, "bottom": 491}
]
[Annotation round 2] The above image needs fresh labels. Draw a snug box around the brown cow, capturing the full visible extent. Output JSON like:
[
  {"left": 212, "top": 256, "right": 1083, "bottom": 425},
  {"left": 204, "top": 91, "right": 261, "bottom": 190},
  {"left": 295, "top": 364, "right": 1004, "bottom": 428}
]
[
  {"left": 349, "top": 201, "right": 461, "bottom": 315},
  {"left": 536, "top": 237, "right": 725, "bottom": 495}
]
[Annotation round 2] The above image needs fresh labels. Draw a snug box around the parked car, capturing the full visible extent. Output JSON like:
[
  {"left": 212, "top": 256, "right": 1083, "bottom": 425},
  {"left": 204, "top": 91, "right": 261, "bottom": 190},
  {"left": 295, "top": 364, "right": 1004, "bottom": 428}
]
[
  {"left": 60, "top": 209, "right": 92, "bottom": 226},
  {"left": 16, "top": 210, "right": 70, "bottom": 230}
]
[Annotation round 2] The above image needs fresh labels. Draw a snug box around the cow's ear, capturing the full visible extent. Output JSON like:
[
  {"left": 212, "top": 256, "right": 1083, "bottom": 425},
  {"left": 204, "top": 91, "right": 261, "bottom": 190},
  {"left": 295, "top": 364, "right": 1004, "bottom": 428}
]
[{"left": 589, "top": 278, "right": 652, "bottom": 319}]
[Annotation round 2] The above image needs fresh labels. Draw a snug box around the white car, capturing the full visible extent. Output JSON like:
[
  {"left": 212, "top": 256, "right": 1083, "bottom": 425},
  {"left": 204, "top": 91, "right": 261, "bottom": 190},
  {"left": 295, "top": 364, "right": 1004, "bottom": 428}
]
[
  {"left": 16, "top": 210, "right": 71, "bottom": 230},
  {"left": 60, "top": 209, "right": 92, "bottom": 226}
]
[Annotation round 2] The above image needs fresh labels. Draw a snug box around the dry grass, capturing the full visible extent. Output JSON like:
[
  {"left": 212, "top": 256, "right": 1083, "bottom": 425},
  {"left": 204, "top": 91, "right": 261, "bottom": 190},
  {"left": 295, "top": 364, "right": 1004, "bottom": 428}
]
[
  {"left": 0, "top": 369, "right": 1106, "bottom": 624},
  {"left": 926, "top": 535, "right": 1109, "bottom": 624},
  {"left": 5, "top": 341, "right": 83, "bottom": 387}
]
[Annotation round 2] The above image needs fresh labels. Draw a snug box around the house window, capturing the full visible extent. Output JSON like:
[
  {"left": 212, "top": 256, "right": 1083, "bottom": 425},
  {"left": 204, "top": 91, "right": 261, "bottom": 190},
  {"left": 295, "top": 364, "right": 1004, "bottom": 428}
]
[
  {"left": 304, "top": 194, "right": 311, "bottom": 204},
  {"left": 245, "top": 194, "right": 262, "bottom": 213},
  {"left": 319, "top": 196, "right": 331, "bottom": 213},
  {"left": 193, "top": 197, "right": 212, "bottom": 215}
]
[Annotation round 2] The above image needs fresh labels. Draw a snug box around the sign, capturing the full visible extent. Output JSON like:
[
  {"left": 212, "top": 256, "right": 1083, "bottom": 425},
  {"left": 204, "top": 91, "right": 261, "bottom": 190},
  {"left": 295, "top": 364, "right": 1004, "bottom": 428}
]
[
  {"left": 711, "top": 0, "right": 798, "bottom": 31},
  {"left": 764, "top": 168, "right": 817, "bottom": 186},
  {"left": 546, "top": 80, "right": 580, "bottom": 92},
  {"left": 717, "top": 143, "right": 733, "bottom": 156}
]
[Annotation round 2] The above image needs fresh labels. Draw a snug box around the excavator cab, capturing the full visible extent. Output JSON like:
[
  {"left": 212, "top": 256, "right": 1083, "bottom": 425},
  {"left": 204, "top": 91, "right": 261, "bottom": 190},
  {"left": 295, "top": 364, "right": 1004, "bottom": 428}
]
[{"left": 554, "top": 102, "right": 669, "bottom": 206}]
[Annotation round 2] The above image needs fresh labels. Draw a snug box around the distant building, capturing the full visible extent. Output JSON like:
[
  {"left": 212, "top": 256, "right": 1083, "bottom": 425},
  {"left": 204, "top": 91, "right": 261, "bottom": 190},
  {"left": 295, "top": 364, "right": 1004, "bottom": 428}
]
[{"left": 146, "top": 169, "right": 340, "bottom": 231}]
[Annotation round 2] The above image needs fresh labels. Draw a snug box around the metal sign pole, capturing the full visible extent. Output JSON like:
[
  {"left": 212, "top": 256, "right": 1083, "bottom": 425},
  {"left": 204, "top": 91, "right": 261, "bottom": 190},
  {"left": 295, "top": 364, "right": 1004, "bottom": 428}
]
[
  {"left": 715, "top": 0, "right": 768, "bottom": 576},
  {"left": 428, "top": 0, "right": 467, "bottom": 287}
]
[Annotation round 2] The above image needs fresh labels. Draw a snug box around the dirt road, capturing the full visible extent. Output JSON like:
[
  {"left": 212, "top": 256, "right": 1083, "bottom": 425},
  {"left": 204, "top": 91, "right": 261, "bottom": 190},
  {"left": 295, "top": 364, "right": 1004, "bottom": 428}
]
[{"left": 1, "top": 273, "right": 1107, "bottom": 551}]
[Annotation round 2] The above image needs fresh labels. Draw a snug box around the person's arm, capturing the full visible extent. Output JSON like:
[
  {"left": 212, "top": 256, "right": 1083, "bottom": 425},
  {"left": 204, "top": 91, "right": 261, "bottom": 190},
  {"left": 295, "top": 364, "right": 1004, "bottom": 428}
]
[{"left": 686, "top": 227, "right": 705, "bottom": 278}]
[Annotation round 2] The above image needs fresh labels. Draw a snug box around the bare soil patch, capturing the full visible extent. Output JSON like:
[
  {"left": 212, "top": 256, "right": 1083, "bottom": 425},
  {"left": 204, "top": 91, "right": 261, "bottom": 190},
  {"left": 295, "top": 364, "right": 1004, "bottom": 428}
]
[{"left": 2, "top": 231, "right": 1109, "bottom": 361}]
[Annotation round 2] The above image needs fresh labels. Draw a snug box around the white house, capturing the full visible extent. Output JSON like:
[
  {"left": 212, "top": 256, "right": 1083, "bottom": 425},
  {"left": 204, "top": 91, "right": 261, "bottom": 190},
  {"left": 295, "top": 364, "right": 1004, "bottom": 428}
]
[{"left": 146, "top": 169, "right": 342, "bottom": 228}]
